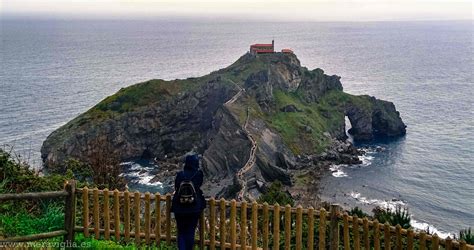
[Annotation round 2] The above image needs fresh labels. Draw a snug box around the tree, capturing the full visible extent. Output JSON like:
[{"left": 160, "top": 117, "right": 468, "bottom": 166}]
[{"left": 84, "top": 136, "right": 125, "bottom": 190}]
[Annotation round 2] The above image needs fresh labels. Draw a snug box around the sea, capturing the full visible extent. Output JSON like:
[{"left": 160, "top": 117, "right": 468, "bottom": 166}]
[{"left": 1, "top": 18, "right": 472, "bottom": 236}]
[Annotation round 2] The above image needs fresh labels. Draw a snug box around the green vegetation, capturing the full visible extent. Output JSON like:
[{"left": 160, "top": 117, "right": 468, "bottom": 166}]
[
  {"left": 73, "top": 234, "right": 177, "bottom": 249},
  {"left": 349, "top": 207, "right": 369, "bottom": 218},
  {"left": 258, "top": 181, "right": 294, "bottom": 207},
  {"left": 0, "top": 149, "right": 72, "bottom": 195},
  {"left": 372, "top": 206, "right": 411, "bottom": 229},
  {"left": 0, "top": 203, "right": 64, "bottom": 237},
  {"left": 224, "top": 55, "right": 267, "bottom": 84},
  {"left": 262, "top": 90, "right": 347, "bottom": 154},
  {"left": 0, "top": 149, "right": 71, "bottom": 237},
  {"left": 460, "top": 228, "right": 474, "bottom": 244}
]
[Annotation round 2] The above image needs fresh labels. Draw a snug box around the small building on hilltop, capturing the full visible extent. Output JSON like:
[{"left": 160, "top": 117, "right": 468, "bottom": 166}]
[
  {"left": 250, "top": 40, "right": 274, "bottom": 54},
  {"left": 281, "top": 48, "right": 294, "bottom": 54}
]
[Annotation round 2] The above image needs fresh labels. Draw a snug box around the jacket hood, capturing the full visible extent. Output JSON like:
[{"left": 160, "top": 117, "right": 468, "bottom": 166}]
[{"left": 184, "top": 154, "right": 199, "bottom": 171}]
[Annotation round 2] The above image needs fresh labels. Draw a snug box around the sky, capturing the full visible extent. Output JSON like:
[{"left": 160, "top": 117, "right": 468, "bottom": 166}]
[{"left": 2, "top": 0, "right": 473, "bottom": 21}]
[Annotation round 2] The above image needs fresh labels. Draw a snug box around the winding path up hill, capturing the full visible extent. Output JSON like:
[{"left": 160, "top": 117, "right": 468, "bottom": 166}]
[{"left": 41, "top": 52, "right": 406, "bottom": 198}]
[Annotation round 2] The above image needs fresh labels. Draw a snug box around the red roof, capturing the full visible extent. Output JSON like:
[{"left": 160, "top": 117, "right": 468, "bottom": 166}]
[
  {"left": 251, "top": 49, "right": 274, "bottom": 53},
  {"left": 282, "top": 49, "right": 293, "bottom": 53},
  {"left": 250, "top": 44, "right": 273, "bottom": 47}
]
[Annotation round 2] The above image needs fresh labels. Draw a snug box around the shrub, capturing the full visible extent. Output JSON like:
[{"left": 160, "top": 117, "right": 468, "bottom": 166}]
[
  {"left": 372, "top": 205, "right": 411, "bottom": 229},
  {"left": 258, "top": 181, "right": 294, "bottom": 206},
  {"left": 460, "top": 228, "right": 474, "bottom": 244},
  {"left": 0, "top": 148, "right": 72, "bottom": 194},
  {"left": 349, "top": 206, "right": 369, "bottom": 218}
]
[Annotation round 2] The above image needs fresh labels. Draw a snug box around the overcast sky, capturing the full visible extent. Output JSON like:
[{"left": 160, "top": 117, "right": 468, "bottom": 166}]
[{"left": 2, "top": 0, "right": 473, "bottom": 21}]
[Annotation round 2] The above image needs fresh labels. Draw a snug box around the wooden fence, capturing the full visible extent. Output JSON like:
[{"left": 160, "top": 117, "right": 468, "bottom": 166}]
[
  {"left": 0, "top": 180, "right": 76, "bottom": 243},
  {"left": 1, "top": 180, "right": 473, "bottom": 249}
]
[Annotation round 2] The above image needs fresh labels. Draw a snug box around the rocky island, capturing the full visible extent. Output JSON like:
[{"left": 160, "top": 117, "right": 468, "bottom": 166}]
[{"left": 41, "top": 52, "right": 406, "bottom": 205}]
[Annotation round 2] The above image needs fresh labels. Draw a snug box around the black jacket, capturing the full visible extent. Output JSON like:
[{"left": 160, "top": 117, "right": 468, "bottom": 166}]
[{"left": 171, "top": 155, "right": 206, "bottom": 214}]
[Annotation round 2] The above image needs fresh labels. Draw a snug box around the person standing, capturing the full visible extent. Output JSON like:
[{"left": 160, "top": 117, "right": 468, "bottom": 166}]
[{"left": 171, "top": 154, "right": 206, "bottom": 250}]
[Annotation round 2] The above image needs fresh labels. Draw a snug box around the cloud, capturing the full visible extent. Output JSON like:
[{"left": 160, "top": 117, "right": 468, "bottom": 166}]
[{"left": 2, "top": 0, "right": 472, "bottom": 21}]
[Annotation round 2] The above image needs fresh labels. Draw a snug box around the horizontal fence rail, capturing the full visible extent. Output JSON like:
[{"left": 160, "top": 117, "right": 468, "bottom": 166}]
[
  {"left": 1, "top": 181, "right": 473, "bottom": 250},
  {"left": 0, "top": 181, "right": 76, "bottom": 244}
]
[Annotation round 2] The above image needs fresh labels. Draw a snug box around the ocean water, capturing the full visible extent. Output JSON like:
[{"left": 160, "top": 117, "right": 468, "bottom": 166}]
[{"left": 1, "top": 19, "right": 472, "bottom": 234}]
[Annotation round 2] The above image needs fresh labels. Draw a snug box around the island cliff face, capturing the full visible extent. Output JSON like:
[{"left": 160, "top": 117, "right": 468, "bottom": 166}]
[{"left": 41, "top": 52, "right": 406, "bottom": 199}]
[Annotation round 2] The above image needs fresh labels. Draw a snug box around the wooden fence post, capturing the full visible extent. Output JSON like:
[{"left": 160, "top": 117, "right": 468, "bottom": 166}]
[
  {"left": 240, "top": 201, "right": 248, "bottom": 249},
  {"left": 419, "top": 231, "right": 426, "bottom": 250},
  {"left": 384, "top": 222, "right": 390, "bottom": 250},
  {"left": 407, "top": 229, "right": 414, "bottom": 250},
  {"left": 251, "top": 201, "right": 258, "bottom": 250},
  {"left": 155, "top": 193, "right": 161, "bottom": 246},
  {"left": 220, "top": 198, "right": 226, "bottom": 248},
  {"left": 230, "top": 200, "right": 237, "bottom": 250},
  {"left": 166, "top": 194, "right": 172, "bottom": 245},
  {"left": 113, "top": 189, "right": 120, "bottom": 241},
  {"left": 319, "top": 208, "right": 326, "bottom": 250},
  {"left": 63, "top": 180, "right": 76, "bottom": 244},
  {"left": 329, "top": 204, "right": 340, "bottom": 250},
  {"left": 209, "top": 198, "right": 216, "bottom": 250},
  {"left": 103, "top": 188, "right": 110, "bottom": 240},
  {"left": 445, "top": 236, "right": 452, "bottom": 250},
  {"left": 307, "top": 207, "right": 314, "bottom": 250},
  {"left": 343, "top": 213, "right": 350, "bottom": 250},
  {"left": 373, "top": 219, "right": 380, "bottom": 250},
  {"left": 363, "top": 218, "right": 370, "bottom": 250},
  {"left": 144, "top": 192, "right": 151, "bottom": 245},
  {"left": 353, "top": 215, "right": 360, "bottom": 250},
  {"left": 285, "top": 204, "right": 292, "bottom": 250},
  {"left": 93, "top": 188, "right": 100, "bottom": 239},
  {"left": 296, "top": 205, "right": 303, "bottom": 250},
  {"left": 396, "top": 224, "right": 402, "bottom": 250},
  {"left": 263, "top": 203, "right": 269, "bottom": 250},
  {"left": 82, "top": 186, "right": 89, "bottom": 238},
  {"left": 273, "top": 203, "right": 280, "bottom": 250},
  {"left": 124, "top": 190, "right": 130, "bottom": 242},
  {"left": 432, "top": 234, "right": 439, "bottom": 250},
  {"left": 460, "top": 240, "right": 467, "bottom": 250},
  {"left": 134, "top": 191, "right": 141, "bottom": 245}
]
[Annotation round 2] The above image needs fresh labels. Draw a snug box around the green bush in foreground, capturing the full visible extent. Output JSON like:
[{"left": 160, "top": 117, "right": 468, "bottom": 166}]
[
  {"left": 372, "top": 205, "right": 411, "bottom": 229},
  {"left": 460, "top": 228, "right": 474, "bottom": 244},
  {"left": 349, "top": 206, "right": 369, "bottom": 218}
]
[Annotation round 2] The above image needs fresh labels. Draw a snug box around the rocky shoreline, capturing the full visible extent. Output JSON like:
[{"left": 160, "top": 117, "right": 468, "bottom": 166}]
[{"left": 138, "top": 135, "right": 366, "bottom": 208}]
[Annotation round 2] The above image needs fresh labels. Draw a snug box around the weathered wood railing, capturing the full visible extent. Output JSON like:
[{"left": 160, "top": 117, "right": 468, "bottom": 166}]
[
  {"left": 76, "top": 185, "right": 473, "bottom": 249},
  {"left": 1, "top": 181, "right": 473, "bottom": 250},
  {"left": 0, "top": 180, "right": 76, "bottom": 244}
]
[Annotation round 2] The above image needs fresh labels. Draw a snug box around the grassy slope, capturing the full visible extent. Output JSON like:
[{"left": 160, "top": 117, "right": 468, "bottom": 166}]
[
  {"left": 253, "top": 89, "right": 374, "bottom": 155},
  {"left": 264, "top": 90, "right": 342, "bottom": 155}
]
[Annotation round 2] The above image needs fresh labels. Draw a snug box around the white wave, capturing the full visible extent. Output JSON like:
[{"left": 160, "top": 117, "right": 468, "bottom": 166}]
[
  {"left": 411, "top": 219, "right": 453, "bottom": 239},
  {"left": 120, "top": 161, "right": 135, "bottom": 166},
  {"left": 120, "top": 161, "right": 162, "bottom": 187},
  {"left": 349, "top": 192, "right": 454, "bottom": 239},
  {"left": 330, "top": 164, "right": 348, "bottom": 177},
  {"left": 357, "top": 147, "right": 376, "bottom": 167},
  {"left": 358, "top": 154, "right": 374, "bottom": 167},
  {"left": 350, "top": 191, "right": 406, "bottom": 210},
  {"left": 138, "top": 175, "right": 163, "bottom": 187}
]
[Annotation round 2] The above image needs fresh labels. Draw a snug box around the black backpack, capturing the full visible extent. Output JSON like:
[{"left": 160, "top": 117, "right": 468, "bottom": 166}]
[{"left": 177, "top": 171, "right": 198, "bottom": 205}]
